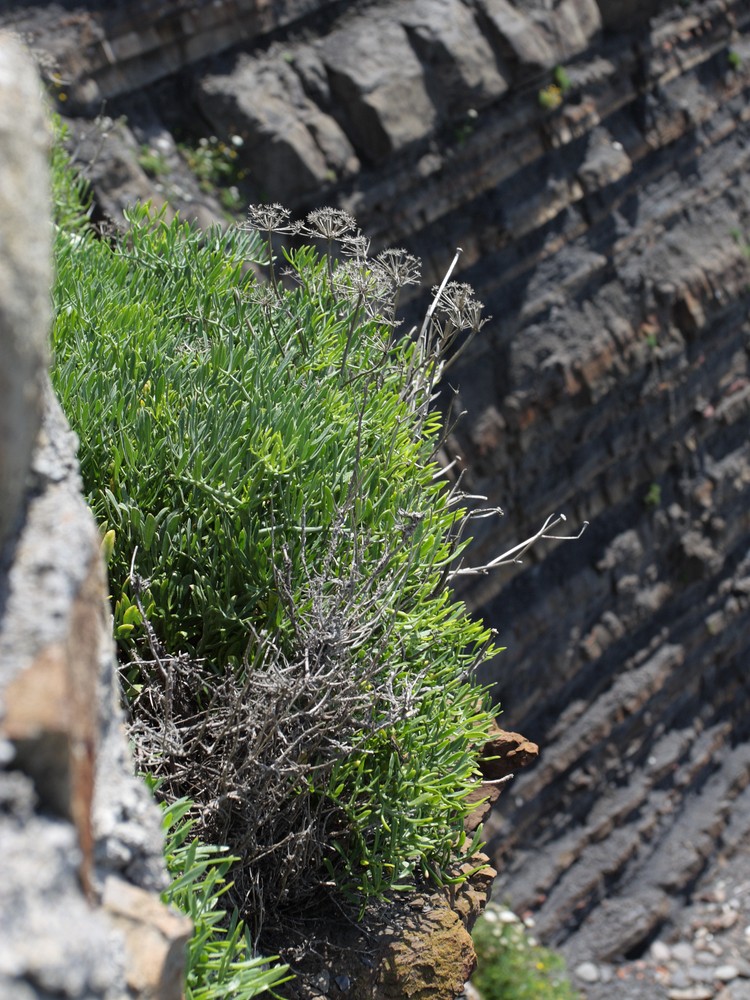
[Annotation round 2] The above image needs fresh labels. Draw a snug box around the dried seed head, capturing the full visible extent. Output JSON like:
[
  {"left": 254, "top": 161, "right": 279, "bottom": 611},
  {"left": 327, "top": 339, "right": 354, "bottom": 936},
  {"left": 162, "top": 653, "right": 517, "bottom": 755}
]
[
  {"left": 248, "top": 282, "right": 280, "bottom": 311},
  {"left": 434, "top": 281, "right": 489, "bottom": 332},
  {"left": 305, "top": 207, "right": 357, "bottom": 240},
  {"left": 243, "top": 203, "right": 298, "bottom": 234},
  {"left": 375, "top": 248, "right": 421, "bottom": 289},
  {"left": 333, "top": 259, "right": 391, "bottom": 306},
  {"left": 339, "top": 232, "right": 370, "bottom": 262}
]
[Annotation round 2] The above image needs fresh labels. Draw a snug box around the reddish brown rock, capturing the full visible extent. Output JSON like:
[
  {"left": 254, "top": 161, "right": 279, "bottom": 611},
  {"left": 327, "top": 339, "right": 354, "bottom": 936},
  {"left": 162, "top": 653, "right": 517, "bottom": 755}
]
[
  {"left": 465, "top": 726, "right": 539, "bottom": 833},
  {"left": 103, "top": 877, "right": 192, "bottom": 1000},
  {"left": 480, "top": 726, "right": 540, "bottom": 782}
]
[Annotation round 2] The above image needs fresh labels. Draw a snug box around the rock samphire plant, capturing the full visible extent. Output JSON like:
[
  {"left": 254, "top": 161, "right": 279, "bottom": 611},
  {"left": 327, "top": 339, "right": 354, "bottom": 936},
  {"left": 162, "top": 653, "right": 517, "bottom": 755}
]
[
  {"left": 161, "top": 796, "right": 291, "bottom": 998},
  {"left": 51, "top": 133, "right": 500, "bottom": 953}
]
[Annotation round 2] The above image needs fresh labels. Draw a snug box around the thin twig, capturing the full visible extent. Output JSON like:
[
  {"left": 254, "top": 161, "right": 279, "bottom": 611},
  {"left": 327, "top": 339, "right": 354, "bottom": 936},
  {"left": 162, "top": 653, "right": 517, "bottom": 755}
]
[{"left": 450, "top": 513, "right": 589, "bottom": 579}]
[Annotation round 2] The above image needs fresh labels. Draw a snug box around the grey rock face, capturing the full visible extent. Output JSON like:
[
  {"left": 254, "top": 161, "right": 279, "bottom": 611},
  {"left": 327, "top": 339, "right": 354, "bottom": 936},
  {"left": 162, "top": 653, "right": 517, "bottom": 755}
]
[
  {"left": 0, "top": 0, "right": 343, "bottom": 113},
  {"left": 0, "top": 34, "right": 51, "bottom": 555},
  {"left": 535, "top": 0, "right": 602, "bottom": 62},
  {"left": 197, "top": 53, "right": 359, "bottom": 203},
  {"left": 399, "top": 0, "right": 510, "bottom": 115},
  {"left": 321, "top": 12, "right": 437, "bottom": 164},
  {"left": 476, "top": 0, "right": 557, "bottom": 74}
]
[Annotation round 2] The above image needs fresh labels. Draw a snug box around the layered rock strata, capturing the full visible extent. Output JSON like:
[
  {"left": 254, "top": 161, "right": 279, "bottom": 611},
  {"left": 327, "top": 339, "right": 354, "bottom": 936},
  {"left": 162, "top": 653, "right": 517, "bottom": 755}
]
[{"left": 446, "top": 2, "right": 750, "bottom": 968}]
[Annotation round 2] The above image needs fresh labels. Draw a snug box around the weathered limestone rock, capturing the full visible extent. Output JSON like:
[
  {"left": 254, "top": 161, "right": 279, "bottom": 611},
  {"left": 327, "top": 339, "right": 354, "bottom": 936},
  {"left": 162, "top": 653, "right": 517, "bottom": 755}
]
[
  {"left": 0, "top": 811, "right": 125, "bottom": 1000},
  {"left": 0, "top": 34, "right": 50, "bottom": 555},
  {"left": 0, "top": 40, "right": 181, "bottom": 1000},
  {"left": 103, "top": 877, "right": 192, "bottom": 1000},
  {"left": 1, "top": 398, "right": 104, "bottom": 892},
  {"left": 0, "top": 383, "right": 178, "bottom": 1000}
]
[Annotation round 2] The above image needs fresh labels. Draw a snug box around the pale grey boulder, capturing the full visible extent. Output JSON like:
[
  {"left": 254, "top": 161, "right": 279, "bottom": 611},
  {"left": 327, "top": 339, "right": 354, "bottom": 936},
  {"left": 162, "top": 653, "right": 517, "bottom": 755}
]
[{"left": 0, "top": 33, "right": 51, "bottom": 555}]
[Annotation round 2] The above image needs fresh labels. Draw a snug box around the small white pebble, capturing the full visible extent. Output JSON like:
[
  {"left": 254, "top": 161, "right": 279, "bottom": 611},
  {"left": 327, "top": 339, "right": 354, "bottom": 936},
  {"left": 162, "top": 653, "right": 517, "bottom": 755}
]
[
  {"left": 715, "top": 965, "right": 739, "bottom": 983},
  {"left": 651, "top": 940, "right": 672, "bottom": 963},
  {"left": 575, "top": 961, "right": 600, "bottom": 984},
  {"left": 672, "top": 942, "right": 694, "bottom": 962}
]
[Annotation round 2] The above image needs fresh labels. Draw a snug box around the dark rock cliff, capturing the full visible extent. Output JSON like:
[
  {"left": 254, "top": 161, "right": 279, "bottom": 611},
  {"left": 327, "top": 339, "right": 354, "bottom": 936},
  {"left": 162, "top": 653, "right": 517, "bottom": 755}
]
[{"left": 5, "top": 0, "right": 750, "bottom": 985}]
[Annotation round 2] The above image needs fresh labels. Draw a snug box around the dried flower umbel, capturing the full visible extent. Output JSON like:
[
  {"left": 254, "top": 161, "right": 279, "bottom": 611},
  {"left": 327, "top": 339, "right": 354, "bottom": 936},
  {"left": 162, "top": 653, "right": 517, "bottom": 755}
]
[
  {"left": 436, "top": 281, "right": 488, "bottom": 334},
  {"left": 243, "top": 202, "right": 298, "bottom": 235},
  {"left": 304, "top": 207, "right": 357, "bottom": 241},
  {"left": 241, "top": 204, "right": 300, "bottom": 293},
  {"left": 375, "top": 248, "right": 421, "bottom": 289}
]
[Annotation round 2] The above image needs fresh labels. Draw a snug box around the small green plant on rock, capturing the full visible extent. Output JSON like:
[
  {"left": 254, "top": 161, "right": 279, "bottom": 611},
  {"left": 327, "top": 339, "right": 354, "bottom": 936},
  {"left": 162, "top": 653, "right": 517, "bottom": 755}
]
[
  {"left": 137, "top": 144, "right": 170, "bottom": 178},
  {"left": 454, "top": 107, "right": 479, "bottom": 145},
  {"left": 645, "top": 482, "right": 662, "bottom": 508},
  {"left": 539, "top": 66, "right": 572, "bottom": 110},
  {"left": 471, "top": 904, "right": 580, "bottom": 999},
  {"left": 179, "top": 133, "right": 246, "bottom": 202},
  {"left": 730, "top": 227, "right": 750, "bottom": 259},
  {"left": 538, "top": 84, "right": 563, "bottom": 110},
  {"left": 553, "top": 65, "right": 573, "bottom": 94},
  {"left": 728, "top": 49, "right": 743, "bottom": 72}
]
